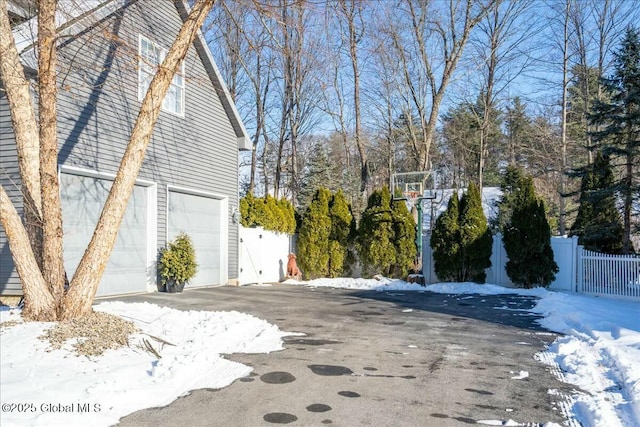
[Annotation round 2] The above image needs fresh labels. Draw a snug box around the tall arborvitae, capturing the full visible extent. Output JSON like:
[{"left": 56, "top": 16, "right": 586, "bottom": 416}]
[
  {"left": 571, "top": 152, "right": 624, "bottom": 254},
  {"left": 392, "top": 198, "right": 417, "bottom": 278},
  {"left": 328, "top": 190, "right": 355, "bottom": 277},
  {"left": 297, "top": 188, "right": 332, "bottom": 279},
  {"left": 459, "top": 182, "right": 493, "bottom": 283},
  {"left": 494, "top": 165, "right": 528, "bottom": 233},
  {"left": 590, "top": 27, "right": 640, "bottom": 254},
  {"left": 503, "top": 171, "right": 558, "bottom": 288},
  {"left": 431, "top": 192, "right": 461, "bottom": 281},
  {"left": 358, "top": 187, "right": 396, "bottom": 277}
]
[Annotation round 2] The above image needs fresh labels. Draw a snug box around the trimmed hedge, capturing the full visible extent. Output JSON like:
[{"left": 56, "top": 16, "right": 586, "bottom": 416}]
[{"left": 240, "top": 194, "right": 296, "bottom": 234}]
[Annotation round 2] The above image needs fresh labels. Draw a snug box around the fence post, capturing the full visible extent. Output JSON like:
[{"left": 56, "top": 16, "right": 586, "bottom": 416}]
[
  {"left": 576, "top": 245, "right": 584, "bottom": 293},
  {"left": 571, "top": 236, "right": 578, "bottom": 292}
]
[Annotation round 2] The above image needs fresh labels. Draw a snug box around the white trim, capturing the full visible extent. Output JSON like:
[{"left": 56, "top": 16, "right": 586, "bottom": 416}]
[
  {"left": 165, "top": 185, "right": 228, "bottom": 287},
  {"left": 138, "top": 34, "right": 186, "bottom": 118},
  {"left": 58, "top": 166, "right": 158, "bottom": 292}
]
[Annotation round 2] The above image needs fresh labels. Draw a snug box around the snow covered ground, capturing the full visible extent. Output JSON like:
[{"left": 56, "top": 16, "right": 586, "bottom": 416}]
[{"left": 1, "top": 279, "right": 638, "bottom": 427}]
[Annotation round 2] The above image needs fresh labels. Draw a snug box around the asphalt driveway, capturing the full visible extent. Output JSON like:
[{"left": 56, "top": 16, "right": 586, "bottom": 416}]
[{"left": 113, "top": 284, "right": 574, "bottom": 427}]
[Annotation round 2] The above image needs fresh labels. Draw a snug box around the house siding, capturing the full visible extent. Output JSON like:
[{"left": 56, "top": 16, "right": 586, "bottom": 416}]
[
  {"left": 0, "top": 0, "right": 240, "bottom": 294},
  {"left": 0, "top": 91, "right": 23, "bottom": 293}
]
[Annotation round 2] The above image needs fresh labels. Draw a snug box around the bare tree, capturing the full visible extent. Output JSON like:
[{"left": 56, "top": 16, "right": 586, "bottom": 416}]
[
  {"left": 471, "top": 0, "right": 534, "bottom": 189},
  {"left": 384, "top": 0, "right": 494, "bottom": 172},
  {"left": 0, "top": 0, "right": 217, "bottom": 320},
  {"left": 336, "top": 0, "right": 369, "bottom": 194}
]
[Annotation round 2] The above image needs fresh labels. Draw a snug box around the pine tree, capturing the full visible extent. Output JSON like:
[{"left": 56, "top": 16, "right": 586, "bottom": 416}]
[
  {"left": 392, "top": 199, "right": 417, "bottom": 278},
  {"left": 494, "top": 165, "right": 529, "bottom": 233},
  {"left": 297, "top": 188, "right": 332, "bottom": 279},
  {"left": 358, "top": 187, "right": 396, "bottom": 277},
  {"left": 503, "top": 172, "right": 558, "bottom": 288},
  {"left": 328, "top": 190, "right": 355, "bottom": 277},
  {"left": 431, "top": 192, "right": 461, "bottom": 281},
  {"left": 459, "top": 182, "right": 492, "bottom": 283},
  {"left": 571, "top": 152, "right": 624, "bottom": 254},
  {"left": 590, "top": 27, "right": 640, "bottom": 254},
  {"left": 298, "top": 142, "right": 334, "bottom": 211}
]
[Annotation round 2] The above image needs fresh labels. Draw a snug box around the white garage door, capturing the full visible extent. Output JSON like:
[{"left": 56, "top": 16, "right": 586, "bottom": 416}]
[
  {"left": 61, "top": 173, "right": 149, "bottom": 296},
  {"left": 168, "top": 191, "right": 221, "bottom": 287}
]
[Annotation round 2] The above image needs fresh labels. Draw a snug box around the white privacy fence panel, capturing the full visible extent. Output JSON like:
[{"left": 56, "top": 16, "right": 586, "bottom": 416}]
[
  {"left": 578, "top": 248, "right": 640, "bottom": 300},
  {"left": 423, "top": 233, "right": 576, "bottom": 290},
  {"left": 239, "top": 227, "right": 292, "bottom": 285}
]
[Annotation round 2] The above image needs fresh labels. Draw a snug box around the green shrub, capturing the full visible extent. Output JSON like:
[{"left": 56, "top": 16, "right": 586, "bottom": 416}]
[
  {"left": 159, "top": 233, "right": 198, "bottom": 286},
  {"left": 459, "top": 182, "right": 492, "bottom": 283},
  {"left": 571, "top": 152, "right": 625, "bottom": 254},
  {"left": 501, "top": 169, "right": 558, "bottom": 288},
  {"left": 328, "top": 190, "right": 355, "bottom": 277},
  {"left": 431, "top": 192, "right": 461, "bottom": 281},
  {"left": 358, "top": 187, "right": 397, "bottom": 277},
  {"left": 431, "top": 183, "right": 492, "bottom": 283},
  {"left": 297, "top": 188, "right": 332, "bottom": 279},
  {"left": 391, "top": 198, "right": 417, "bottom": 277},
  {"left": 239, "top": 194, "right": 296, "bottom": 234}
]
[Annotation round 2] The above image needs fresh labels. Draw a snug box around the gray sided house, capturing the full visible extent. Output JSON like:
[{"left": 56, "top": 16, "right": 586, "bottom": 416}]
[{"left": 0, "top": 0, "right": 249, "bottom": 296}]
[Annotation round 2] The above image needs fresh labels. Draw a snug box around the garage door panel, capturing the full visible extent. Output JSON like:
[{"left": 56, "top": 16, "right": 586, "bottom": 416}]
[
  {"left": 61, "top": 173, "right": 148, "bottom": 296},
  {"left": 168, "top": 191, "right": 221, "bottom": 287}
]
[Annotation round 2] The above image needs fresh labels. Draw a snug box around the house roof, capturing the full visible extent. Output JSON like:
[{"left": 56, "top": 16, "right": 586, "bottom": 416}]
[{"left": 10, "top": 0, "right": 250, "bottom": 151}]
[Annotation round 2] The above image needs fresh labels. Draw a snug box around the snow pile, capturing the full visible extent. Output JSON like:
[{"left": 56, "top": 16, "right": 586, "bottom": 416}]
[{"left": 0, "top": 302, "right": 293, "bottom": 427}]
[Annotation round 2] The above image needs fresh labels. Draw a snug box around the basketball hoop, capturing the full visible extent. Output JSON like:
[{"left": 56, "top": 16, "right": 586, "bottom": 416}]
[{"left": 404, "top": 190, "right": 421, "bottom": 207}]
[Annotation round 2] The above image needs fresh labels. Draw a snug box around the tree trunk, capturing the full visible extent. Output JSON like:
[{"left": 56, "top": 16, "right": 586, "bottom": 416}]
[
  {"left": 37, "top": 0, "right": 66, "bottom": 311},
  {"left": 559, "top": 0, "right": 571, "bottom": 236},
  {"left": 0, "top": 0, "right": 44, "bottom": 269},
  {"left": 60, "top": 0, "right": 216, "bottom": 319},
  {"left": 0, "top": 186, "right": 55, "bottom": 321}
]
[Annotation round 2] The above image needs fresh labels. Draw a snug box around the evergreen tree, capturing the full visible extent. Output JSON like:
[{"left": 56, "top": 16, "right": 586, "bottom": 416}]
[
  {"left": 503, "top": 172, "right": 558, "bottom": 288},
  {"left": 505, "top": 97, "right": 533, "bottom": 166},
  {"left": 358, "top": 187, "right": 396, "bottom": 277},
  {"left": 298, "top": 142, "right": 334, "bottom": 211},
  {"left": 328, "top": 190, "right": 355, "bottom": 277},
  {"left": 431, "top": 192, "right": 461, "bottom": 281},
  {"left": 297, "top": 188, "right": 332, "bottom": 279},
  {"left": 571, "top": 152, "right": 625, "bottom": 254},
  {"left": 590, "top": 27, "right": 640, "bottom": 254},
  {"left": 494, "top": 165, "right": 529, "bottom": 233},
  {"left": 459, "top": 182, "right": 492, "bottom": 283},
  {"left": 391, "top": 199, "right": 417, "bottom": 278}
]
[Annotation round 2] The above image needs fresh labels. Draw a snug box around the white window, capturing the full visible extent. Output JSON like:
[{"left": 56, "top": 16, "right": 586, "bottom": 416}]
[{"left": 138, "top": 35, "right": 185, "bottom": 116}]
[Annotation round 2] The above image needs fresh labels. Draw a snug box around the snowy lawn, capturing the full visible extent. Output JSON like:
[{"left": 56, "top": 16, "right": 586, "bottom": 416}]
[
  {"left": 1, "top": 279, "right": 638, "bottom": 427},
  {"left": 0, "top": 302, "right": 296, "bottom": 427}
]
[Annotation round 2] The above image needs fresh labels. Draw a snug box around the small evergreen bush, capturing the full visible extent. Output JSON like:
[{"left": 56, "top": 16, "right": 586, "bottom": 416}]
[
  {"left": 459, "top": 182, "right": 493, "bottom": 283},
  {"left": 357, "top": 187, "right": 397, "bottom": 277},
  {"left": 392, "top": 198, "right": 417, "bottom": 277},
  {"left": 431, "top": 192, "right": 461, "bottom": 281},
  {"left": 430, "top": 183, "right": 492, "bottom": 283},
  {"left": 159, "top": 233, "right": 198, "bottom": 288},
  {"left": 328, "top": 190, "right": 355, "bottom": 277},
  {"left": 297, "top": 188, "right": 332, "bottom": 279},
  {"left": 501, "top": 169, "right": 558, "bottom": 288}
]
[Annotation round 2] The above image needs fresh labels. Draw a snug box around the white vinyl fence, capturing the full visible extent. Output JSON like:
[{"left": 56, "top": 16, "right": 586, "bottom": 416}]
[
  {"left": 423, "top": 233, "right": 640, "bottom": 301},
  {"left": 239, "top": 227, "right": 292, "bottom": 285},
  {"left": 578, "top": 248, "right": 640, "bottom": 299}
]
